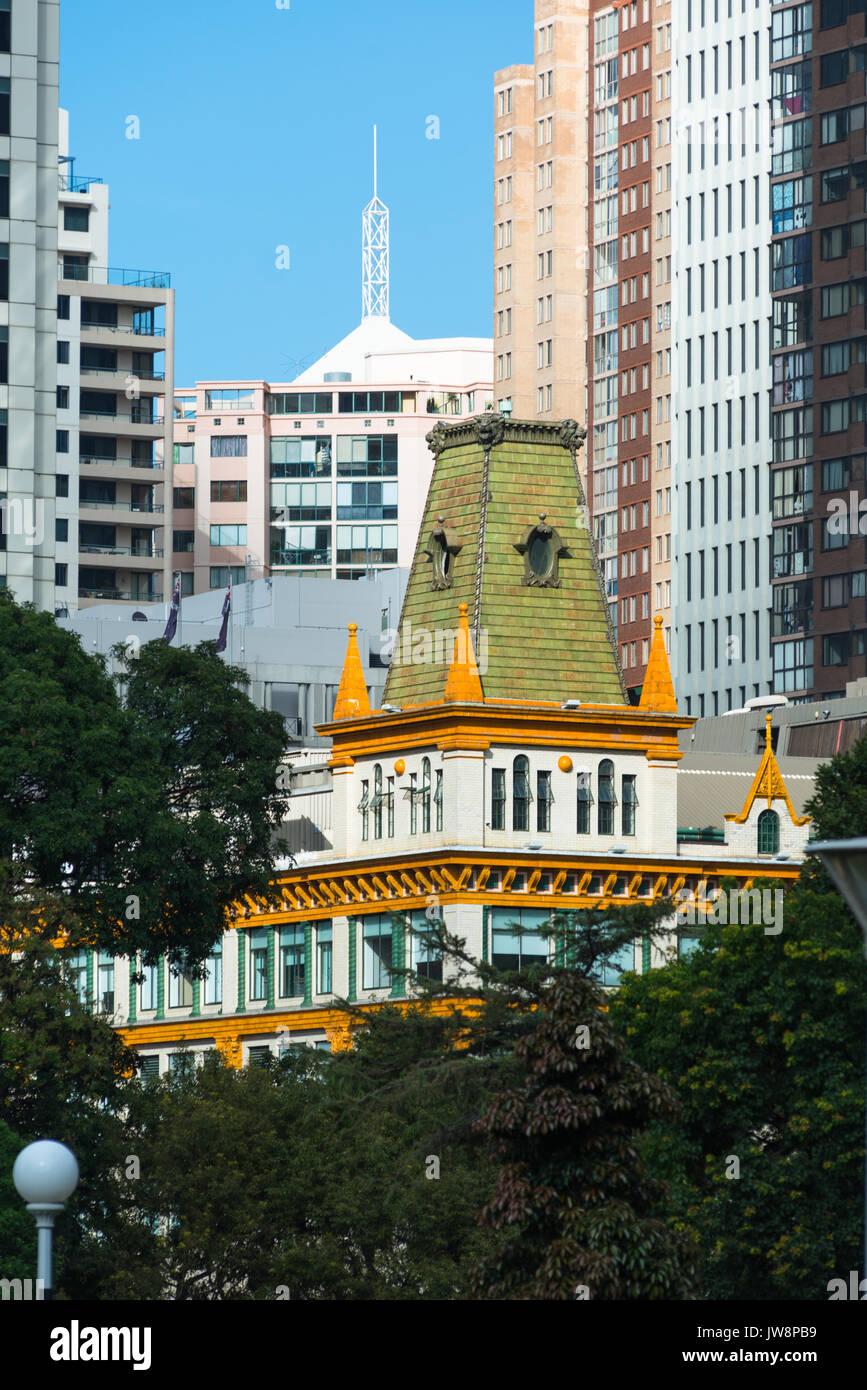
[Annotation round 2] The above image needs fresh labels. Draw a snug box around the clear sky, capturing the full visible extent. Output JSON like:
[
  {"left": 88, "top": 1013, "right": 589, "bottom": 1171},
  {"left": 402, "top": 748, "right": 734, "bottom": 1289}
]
[{"left": 60, "top": 0, "right": 531, "bottom": 386}]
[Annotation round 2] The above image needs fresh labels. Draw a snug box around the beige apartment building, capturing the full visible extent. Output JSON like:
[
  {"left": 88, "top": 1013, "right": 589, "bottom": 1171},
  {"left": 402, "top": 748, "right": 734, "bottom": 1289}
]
[
  {"left": 55, "top": 113, "right": 174, "bottom": 612},
  {"left": 495, "top": 0, "right": 677, "bottom": 702}
]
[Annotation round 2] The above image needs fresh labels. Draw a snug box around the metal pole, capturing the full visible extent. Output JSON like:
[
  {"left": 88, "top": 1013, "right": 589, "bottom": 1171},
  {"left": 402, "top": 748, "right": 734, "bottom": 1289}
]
[{"left": 27, "top": 1205, "right": 62, "bottom": 1299}]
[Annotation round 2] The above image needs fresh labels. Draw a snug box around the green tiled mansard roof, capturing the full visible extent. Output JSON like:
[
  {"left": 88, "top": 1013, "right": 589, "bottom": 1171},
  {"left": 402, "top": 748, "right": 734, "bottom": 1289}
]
[{"left": 383, "top": 416, "right": 626, "bottom": 706}]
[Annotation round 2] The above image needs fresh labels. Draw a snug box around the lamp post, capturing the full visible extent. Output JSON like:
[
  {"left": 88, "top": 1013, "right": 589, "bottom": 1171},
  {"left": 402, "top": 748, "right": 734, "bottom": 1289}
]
[
  {"left": 809, "top": 837, "right": 867, "bottom": 1288},
  {"left": 12, "top": 1140, "right": 79, "bottom": 1300}
]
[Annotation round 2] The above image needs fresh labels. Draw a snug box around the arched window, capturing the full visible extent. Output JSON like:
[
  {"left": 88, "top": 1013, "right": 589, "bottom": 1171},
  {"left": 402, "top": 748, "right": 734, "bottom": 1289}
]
[
  {"left": 373, "top": 764, "right": 383, "bottom": 839},
  {"left": 757, "top": 809, "right": 780, "bottom": 855},
  {"left": 421, "top": 757, "right": 431, "bottom": 833},
  {"left": 577, "top": 771, "right": 592, "bottom": 835},
  {"left": 513, "top": 755, "right": 531, "bottom": 831},
  {"left": 597, "top": 759, "right": 616, "bottom": 835}
]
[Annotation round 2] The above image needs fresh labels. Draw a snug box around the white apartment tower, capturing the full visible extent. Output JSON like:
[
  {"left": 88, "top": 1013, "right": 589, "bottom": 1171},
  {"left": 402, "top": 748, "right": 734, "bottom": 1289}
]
[
  {"left": 670, "top": 0, "right": 774, "bottom": 716},
  {"left": 0, "top": 0, "right": 59, "bottom": 610}
]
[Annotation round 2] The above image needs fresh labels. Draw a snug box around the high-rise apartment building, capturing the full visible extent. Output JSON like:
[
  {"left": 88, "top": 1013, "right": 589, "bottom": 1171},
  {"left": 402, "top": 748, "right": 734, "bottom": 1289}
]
[
  {"left": 56, "top": 112, "right": 174, "bottom": 613},
  {"left": 769, "top": 0, "right": 867, "bottom": 700},
  {"left": 0, "top": 0, "right": 59, "bottom": 611},
  {"left": 497, "top": 0, "right": 775, "bottom": 709},
  {"left": 172, "top": 179, "right": 491, "bottom": 595},
  {"left": 672, "top": 0, "right": 773, "bottom": 716}
]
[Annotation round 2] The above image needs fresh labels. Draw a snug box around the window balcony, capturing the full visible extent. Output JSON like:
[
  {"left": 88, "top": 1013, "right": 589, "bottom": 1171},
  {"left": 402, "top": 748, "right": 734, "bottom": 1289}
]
[
  {"left": 58, "top": 174, "right": 104, "bottom": 193},
  {"left": 79, "top": 500, "right": 164, "bottom": 514},
  {"left": 80, "top": 321, "right": 166, "bottom": 339},
  {"left": 79, "top": 587, "right": 164, "bottom": 603},
  {"left": 79, "top": 455, "right": 164, "bottom": 471},
  {"left": 80, "top": 366, "right": 166, "bottom": 382},
  {"left": 79, "top": 544, "right": 164, "bottom": 558},
  {"left": 58, "top": 264, "right": 171, "bottom": 289}
]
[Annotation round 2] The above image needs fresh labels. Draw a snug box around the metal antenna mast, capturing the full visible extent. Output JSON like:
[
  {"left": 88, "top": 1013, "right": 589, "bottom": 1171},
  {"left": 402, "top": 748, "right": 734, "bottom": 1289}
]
[{"left": 362, "top": 125, "right": 389, "bottom": 321}]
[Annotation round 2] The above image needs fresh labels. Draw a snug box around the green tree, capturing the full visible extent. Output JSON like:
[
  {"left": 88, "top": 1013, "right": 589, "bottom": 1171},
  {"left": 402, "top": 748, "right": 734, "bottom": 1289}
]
[
  {"left": 612, "top": 738, "right": 867, "bottom": 1300},
  {"left": 0, "top": 867, "right": 151, "bottom": 1298},
  {"left": 0, "top": 591, "right": 290, "bottom": 963},
  {"left": 469, "top": 970, "right": 697, "bottom": 1300}
]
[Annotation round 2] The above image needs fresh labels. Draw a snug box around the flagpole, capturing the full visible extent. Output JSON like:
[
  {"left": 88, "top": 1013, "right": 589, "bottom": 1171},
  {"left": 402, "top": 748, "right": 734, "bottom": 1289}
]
[{"left": 176, "top": 572, "right": 182, "bottom": 648}]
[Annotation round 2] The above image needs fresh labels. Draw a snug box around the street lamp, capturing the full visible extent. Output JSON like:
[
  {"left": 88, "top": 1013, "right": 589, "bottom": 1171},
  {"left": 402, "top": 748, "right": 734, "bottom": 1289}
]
[
  {"left": 809, "top": 837, "right": 867, "bottom": 1289},
  {"left": 12, "top": 1140, "right": 79, "bottom": 1300}
]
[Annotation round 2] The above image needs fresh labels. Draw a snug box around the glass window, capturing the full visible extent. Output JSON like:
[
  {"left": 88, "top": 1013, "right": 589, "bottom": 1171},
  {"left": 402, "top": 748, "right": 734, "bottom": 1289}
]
[
  {"left": 492, "top": 768, "right": 506, "bottom": 829},
  {"left": 362, "top": 916, "right": 393, "bottom": 990},
  {"left": 512, "top": 755, "right": 531, "bottom": 831},
  {"left": 211, "top": 480, "right": 248, "bottom": 502},
  {"left": 173, "top": 486, "right": 194, "bottom": 508},
  {"left": 372, "top": 764, "right": 383, "bottom": 839},
  {"left": 66, "top": 950, "right": 89, "bottom": 1007},
  {"left": 421, "top": 757, "right": 431, "bottom": 833},
  {"left": 435, "top": 768, "right": 443, "bottom": 832},
  {"left": 757, "top": 810, "right": 780, "bottom": 855},
  {"left": 204, "top": 388, "right": 255, "bottom": 411},
  {"left": 408, "top": 911, "right": 443, "bottom": 981},
  {"left": 249, "top": 929, "right": 268, "bottom": 1001},
  {"left": 772, "top": 176, "right": 812, "bottom": 234},
  {"left": 270, "top": 436, "right": 332, "bottom": 479},
  {"left": 537, "top": 770, "right": 552, "bottom": 832},
  {"left": 335, "top": 434, "right": 398, "bottom": 476},
  {"left": 97, "top": 952, "right": 115, "bottom": 1014},
  {"left": 168, "top": 959, "right": 193, "bottom": 1009},
  {"left": 278, "top": 925, "right": 306, "bottom": 998},
  {"left": 577, "top": 771, "right": 593, "bottom": 834},
  {"left": 209, "top": 435, "right": 247, "bottom": 458},
  {"left": 203, "top": 943, "right": 222, "bottom": 1005},
  {"left": 267, "top": 392, "right": 332, "bottom": 414},
  {"left": 622, "top": 774, "right": 638, "bottom": 835},
  {"left": 317, "top": 923, "right": 333, "bottom": 994},
  {"left": 589, "top": 938, "right": 635, "bottom": 987},
  {"left": 598, "top": 759, "right": 616, "bottom": 835},
  {"left": 210, "top": 524, "right": 247, "bottom": 546},
  {"left": 491, "top": 907, "right": 551, "bottom": 972}
]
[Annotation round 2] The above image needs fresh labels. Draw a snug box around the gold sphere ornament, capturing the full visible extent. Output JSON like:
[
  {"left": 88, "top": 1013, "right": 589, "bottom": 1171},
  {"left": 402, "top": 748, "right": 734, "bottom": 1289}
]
[
  {"left": 558, "top": 755, "right": 573, "bottom": 773},
  {"left": 394, "top": 758, "right": 406, "bottom": 776}
]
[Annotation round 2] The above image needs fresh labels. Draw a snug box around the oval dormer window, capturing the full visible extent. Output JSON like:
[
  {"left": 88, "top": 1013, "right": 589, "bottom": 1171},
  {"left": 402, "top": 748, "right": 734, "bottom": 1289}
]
[{"left": 529, "top": 533, "right": 552, "bottom": 577}]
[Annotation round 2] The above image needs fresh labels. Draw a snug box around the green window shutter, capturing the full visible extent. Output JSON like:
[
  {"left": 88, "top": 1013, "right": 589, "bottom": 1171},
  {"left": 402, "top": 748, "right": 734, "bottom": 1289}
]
[
  {"left": 236, "top": 932, "right": 246, "bottom": 1013},
  {"left": 155, "top": 957, "right": 165, "bottom": 1021},
  {"left": 127, "top": 958, "right": 137, "bottom": 1024},
  {"left": 266, "top": 927, "right": 275, "bottom": 1010},
  {"left": 348, "top": 919, "right": 357, "bottom": 1003},
  {"left": 303, "top": 923, "right": 313, "bottom": 1005},
  {"left": 389, "top": 915, "right": 406, "bottom": 998}
]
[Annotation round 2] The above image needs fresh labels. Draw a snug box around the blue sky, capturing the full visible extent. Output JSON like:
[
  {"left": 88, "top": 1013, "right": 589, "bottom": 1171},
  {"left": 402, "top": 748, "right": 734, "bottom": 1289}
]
[{"left": 60, "top": 0, "right": 530, "bottom": 385}]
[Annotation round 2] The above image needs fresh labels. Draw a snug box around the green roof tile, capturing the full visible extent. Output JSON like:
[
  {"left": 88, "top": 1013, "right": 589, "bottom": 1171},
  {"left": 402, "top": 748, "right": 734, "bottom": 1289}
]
[{"left": 384, "top": 417, "right": 626, "bottom": 707}]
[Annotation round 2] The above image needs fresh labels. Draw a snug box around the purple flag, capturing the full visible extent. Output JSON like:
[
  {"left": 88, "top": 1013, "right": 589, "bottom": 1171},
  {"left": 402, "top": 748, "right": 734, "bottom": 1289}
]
[
  {"left": 216, "top": 582, "right": 231, "bottom": 653},
  {"left": 162, "top": 575, "right": 181, "bottom": 644}
]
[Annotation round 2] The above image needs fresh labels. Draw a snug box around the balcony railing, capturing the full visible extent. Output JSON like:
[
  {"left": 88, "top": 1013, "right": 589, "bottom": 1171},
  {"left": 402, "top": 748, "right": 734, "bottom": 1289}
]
[
  {"left": 59, "top": 265, "right": 171, "bottom": 289},
  {"left": 79, "top": 501, "right": 164, "bottom": 513},
  {"left": 79, "top": 455, "right": 164, "bottom": 470},
  {"left": 58, "top": 174, "right": 103, "bottom": 193},
  {"left": 80, "top": 322, "right": 166, "bottom": 338},
  {"left": 80, "top": 367, "right": 166, "bottom": 381},
  {"left": 79, "top": 587, "right": 164, "bottom": 602},
  {"left": 79, "top": 544, "right": 164, "bottom": 558},
  {"left": 79, "top": 409, "right": 163, "bottom": 426}
]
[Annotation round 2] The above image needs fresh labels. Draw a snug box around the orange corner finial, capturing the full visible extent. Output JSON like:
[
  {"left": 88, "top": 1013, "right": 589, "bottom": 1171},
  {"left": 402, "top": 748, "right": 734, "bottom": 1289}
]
[
  {"left": 638, "top": 614, "right": 677, "bottom": 714},
  {"left": 444, "top": 602, "right": 484, "bottom": 703},
  {"left": 765, "top": 711, "right": 773, "bottom": 750},
  {"left": 332, "top": 621, "right": 372, "bottom": 721}
]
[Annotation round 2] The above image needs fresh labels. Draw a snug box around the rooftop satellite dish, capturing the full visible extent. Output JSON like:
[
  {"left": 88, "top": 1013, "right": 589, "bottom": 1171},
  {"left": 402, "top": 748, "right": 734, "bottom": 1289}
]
[{"left": 131, "top": 611, "right": 148, "bottom": 621}]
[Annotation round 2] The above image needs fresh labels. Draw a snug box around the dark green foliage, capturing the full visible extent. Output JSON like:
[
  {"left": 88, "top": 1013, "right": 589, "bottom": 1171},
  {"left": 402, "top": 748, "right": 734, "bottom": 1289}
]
[
  {"left": 470, "top": 971, "right": 698, "bottom": 1300},
  {"left": 612, "top": 739, "right": 867, "bottom": 1300},
  {"left": 0, "top": 591, "right": 290, "bottom": 963}
]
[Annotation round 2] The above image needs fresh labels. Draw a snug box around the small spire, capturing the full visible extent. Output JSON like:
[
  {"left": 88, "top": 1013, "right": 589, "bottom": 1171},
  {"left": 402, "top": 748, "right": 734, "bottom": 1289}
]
[
  {"left": 639, "top": 615, "right": 677, "bottom": 714},
  {"left": 332, "top": 623, "right": 371, "bottom": 720},
  {"left": 765, "top": 711, "right": 773, "bottom": 752},
  {"left": 444, "top": 603, "right": 484, "bottom": 702}
]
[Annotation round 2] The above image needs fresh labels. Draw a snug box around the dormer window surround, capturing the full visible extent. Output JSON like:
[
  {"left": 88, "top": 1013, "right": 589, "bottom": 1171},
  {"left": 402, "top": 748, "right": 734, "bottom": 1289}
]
[
  {"left": 758, "top": 808, "right": 780, "bottom": 855},
  {"left": 514, "top": 513, "right": 570, "bottom": 588},
  {"left": 423, "top": 516, "right": 462, "bottom": 590}
]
